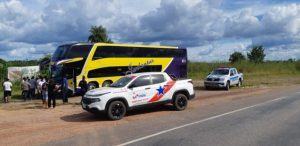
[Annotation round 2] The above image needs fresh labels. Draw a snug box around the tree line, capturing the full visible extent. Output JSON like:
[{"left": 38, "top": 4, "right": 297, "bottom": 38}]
[{"left": 229, "top": 46, "right": 266, "bottom": 64}]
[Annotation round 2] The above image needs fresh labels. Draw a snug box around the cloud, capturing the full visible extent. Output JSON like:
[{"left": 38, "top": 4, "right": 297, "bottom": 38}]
[{"left": 0, "top": 0, "right": 299, "bottom": 61}]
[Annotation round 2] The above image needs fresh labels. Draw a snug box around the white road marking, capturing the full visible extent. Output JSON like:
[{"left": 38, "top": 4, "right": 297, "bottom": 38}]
[{"left": 117, "top": 96, "right": 289, "bottom": 146}]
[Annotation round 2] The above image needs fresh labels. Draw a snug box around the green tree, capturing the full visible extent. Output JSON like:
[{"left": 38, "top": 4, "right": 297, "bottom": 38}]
[
  {"left": 88, "top": 25, "right": 113, "bottom": 43},
  {"left": 247, "top": 46, "right": 266, "bottom": 63},
  {"left": 229, "top": 52, "right": 246, "bottom": 63}
]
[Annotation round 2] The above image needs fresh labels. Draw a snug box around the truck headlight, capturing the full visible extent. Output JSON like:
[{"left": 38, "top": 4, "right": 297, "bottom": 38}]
[
  {"left": 219, "top": 78, "right": 225, "bottom": 81},
  {"left": 86, "top": 92, "right": 110, "bottom": 97},
  {"left": 91, "top": 98, "right": 101, "bottom": 102}
]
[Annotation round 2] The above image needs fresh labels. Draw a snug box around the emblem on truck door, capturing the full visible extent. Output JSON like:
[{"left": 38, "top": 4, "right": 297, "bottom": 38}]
[
  {"left": 156, "top": 86, "right": 164, "bottom": 95},
  {"left": 148, "top": 81, "right": 176, "bottom": 102}
]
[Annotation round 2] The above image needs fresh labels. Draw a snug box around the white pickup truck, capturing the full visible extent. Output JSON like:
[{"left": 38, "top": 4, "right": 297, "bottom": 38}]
[
  {"left": 82, "top": 72, "right": 195, "bottom": 120},
  {"left": 204, "top": 67, "right": 243, "bottom": 90}
]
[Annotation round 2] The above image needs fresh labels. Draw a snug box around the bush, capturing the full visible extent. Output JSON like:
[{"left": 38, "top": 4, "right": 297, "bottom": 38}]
[
  {"left": 229, "top": 52, "right": 246, "bottom": 63},
  {"left": 296, "top": 61, "right": 300, "bottom": 71},
  {"left": 247, "top": 46, "right": 266, "bottom": 63}
]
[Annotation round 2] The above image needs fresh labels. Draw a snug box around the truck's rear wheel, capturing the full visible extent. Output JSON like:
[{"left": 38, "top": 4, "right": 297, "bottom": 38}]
[
  {"left": 173, "top": 93, "right": 188, "bottom": 111},
  {"left": 107, "top": 101, "right": 126, "bottom": 120}
]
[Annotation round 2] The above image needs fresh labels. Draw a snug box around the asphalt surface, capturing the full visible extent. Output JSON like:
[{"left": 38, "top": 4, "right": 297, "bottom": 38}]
[{"left": 45, "top": 87, "right": 300, "bottom": 146}]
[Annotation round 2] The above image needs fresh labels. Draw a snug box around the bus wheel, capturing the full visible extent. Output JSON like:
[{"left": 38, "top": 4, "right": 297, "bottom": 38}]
[
  {"left": 88, "top": 82, "right": 99, "bottom": 90},
  {"left": 102, "top": 80, "right": 112, "bottom": 87}
]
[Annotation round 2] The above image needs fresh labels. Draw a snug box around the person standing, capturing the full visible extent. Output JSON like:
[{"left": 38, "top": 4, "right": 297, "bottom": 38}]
[
  {"left": 62, "top": 75, "right": 69, "bottom": 103},
  {"left": 29, "top": 76, "right": 36, "bottom": 99},
  {"left": 3, "top": 78, "right": 12, "bottom": 103},
  {"left": 48, "top": 79, "right": 56, "bottom": 108},
  {"left": 36, "top": 76, "right": 42, "bottom": 99},
  {"left": 42, "top": 78, "right": 48, "bottom": 108},
  {"left": 21, "top": 77, "right": 30, "bottom": 101},
  {"left": 79, "top": 76, "right": 88, "bottom": 97},
  {"left": 38, "top": 77, "right": 45, "bottom": 100}
]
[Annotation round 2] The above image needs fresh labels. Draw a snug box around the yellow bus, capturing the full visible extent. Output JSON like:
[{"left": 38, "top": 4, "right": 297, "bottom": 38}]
[{"left": 50, "top": 43, "right": 187, "bottom": 93}]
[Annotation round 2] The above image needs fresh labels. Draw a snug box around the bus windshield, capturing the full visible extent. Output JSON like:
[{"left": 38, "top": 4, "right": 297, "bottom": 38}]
[
  {"left": 52, "top": 44, "right": 93, "bottom": 61},
  {"left": 52, "top": 44, "right": 72, "bottom": 61}
]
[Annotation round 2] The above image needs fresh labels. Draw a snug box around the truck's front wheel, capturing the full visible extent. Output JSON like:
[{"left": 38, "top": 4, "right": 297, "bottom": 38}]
[
  {"left": 237, "top": 79, "right": 242, "bottom": 87},
  {"left": 173, "top": 93, "right": 188, "bottom": 111},
  {"left": 225, "top": 81, "right": 230, "bottom": 91},
  {"left": 107, "top": 101, "right": 126, "bottom": 120}
]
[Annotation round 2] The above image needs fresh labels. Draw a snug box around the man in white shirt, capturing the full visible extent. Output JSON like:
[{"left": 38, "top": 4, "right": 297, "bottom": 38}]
[{"left": 3, "top": 78, "right": 12, "bottom": 103}]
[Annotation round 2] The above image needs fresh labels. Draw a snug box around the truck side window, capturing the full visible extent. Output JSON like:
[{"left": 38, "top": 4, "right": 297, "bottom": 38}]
[
  {"left": 151, "top": 74, "right": 166, "bottom": 84},
  {"left": 234, "top": 69, "right": 237, "bottom": 75},
  {"left": 130, "top": 75, "right": 151, "bottom": 88},
  {"left": 230, "top": 70, "right": 234, "bottom": 76}
]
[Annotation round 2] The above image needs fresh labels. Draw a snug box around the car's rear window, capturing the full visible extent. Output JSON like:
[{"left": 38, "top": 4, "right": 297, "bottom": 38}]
[{"left": 152, "top": 74, "right": 166, "bottom": 84}]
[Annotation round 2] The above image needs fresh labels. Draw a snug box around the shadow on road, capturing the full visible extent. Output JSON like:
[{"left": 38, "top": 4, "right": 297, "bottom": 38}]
[
  {"left": 61, "top": 104, "right": 174, "bottom": 122},
  {"left": 194, "top": 86, "right": 231, "bottom": 91},
  {"left": 126, "top": 104, "right": 173, "bottom": 116},
  {"left": 60, "top": 112, "right": 109, "bottom": 122}
]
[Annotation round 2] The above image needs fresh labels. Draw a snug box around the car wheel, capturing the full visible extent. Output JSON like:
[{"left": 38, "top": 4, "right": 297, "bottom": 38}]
[
  {"left": 107, "top": 101, "right": 126, "bottom": 120},
  {"left": 237, "top": 79, "right": 242, "bottom": 87},
  {"left": 173, "top": 93, "right": 188, "bottom": 111},
  {"left": 102, "top": 80, "right": 112, "bottom": 87},
  {"left": 88, "top": 82, "right": 98, "bottom": 90},
  {"left": 225, "top": 81, "right": 230, "bottom": 91}
]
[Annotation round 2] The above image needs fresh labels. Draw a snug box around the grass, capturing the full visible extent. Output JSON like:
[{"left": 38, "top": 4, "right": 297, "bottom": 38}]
[{"left": 188, "top": 61, "right": 300, "bottom": 86}]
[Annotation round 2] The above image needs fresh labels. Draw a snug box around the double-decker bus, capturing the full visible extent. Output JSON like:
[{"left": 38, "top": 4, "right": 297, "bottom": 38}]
[{"left": 50, "top": 43, "right": 187, "bottom": 93}]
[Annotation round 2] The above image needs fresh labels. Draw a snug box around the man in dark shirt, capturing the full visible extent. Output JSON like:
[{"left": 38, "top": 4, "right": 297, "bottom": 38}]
[
  {"left": 79, "top": 76, "right": 88, "bottom": 97},
  {"left": 62, "top": 75, "right": 69, "bottom": 103}
]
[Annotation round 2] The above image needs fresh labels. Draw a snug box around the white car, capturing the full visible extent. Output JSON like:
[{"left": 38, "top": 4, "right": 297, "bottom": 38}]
[
  {"left": 204, "top": 67, "right": 243, "bottom": 90},
  {"left": 82, "top": 72, "right": 195, "bottom": 120}
]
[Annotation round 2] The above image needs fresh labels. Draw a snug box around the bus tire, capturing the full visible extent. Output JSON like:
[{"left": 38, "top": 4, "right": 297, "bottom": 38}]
[
  {"left": 102, "top": 80, "right": 113, "bottom": 87},
  {"left": 88, "top": 82, "right": 99, "bottom": 90}
]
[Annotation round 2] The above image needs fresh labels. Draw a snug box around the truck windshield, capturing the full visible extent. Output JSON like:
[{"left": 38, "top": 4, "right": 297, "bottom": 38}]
[
  {"left": 211, "top": 69, "right": 229, "bottom": 75},
  {"left": 110, "top": 76, "right": 135, "bottom": 88}
]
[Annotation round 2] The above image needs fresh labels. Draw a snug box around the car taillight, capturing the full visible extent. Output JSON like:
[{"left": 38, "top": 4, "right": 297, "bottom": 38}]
[{"left": 188, "top": 80, "right": 193, "bottom": 84}]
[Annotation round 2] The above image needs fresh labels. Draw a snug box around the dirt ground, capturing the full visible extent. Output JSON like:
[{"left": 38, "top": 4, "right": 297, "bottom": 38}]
[{"left": 0, "top": 85, "right": 291, "bottom": 146}]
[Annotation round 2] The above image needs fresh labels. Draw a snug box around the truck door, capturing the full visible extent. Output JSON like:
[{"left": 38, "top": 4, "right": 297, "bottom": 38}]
[
  {"left": 230, "top": 69, "right": 238, "bottom": 85},
  {"left": 129, "top": 75, "right": 153, "bottom": 106},
  {"left": 148, "top": 74, "right": 168, "bottom": 103}
]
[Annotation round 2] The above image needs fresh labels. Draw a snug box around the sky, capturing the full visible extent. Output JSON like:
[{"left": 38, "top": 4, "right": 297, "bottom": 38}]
[{"left": 0, "top": 0, "right": 299, "bottom": 61}]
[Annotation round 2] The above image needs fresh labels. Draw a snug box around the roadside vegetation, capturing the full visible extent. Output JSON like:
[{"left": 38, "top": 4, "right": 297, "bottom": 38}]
[
  {"left": 188, "top": 45, "right": 300, "bottom": 87},
  {"left": 189, "top": 61, "right": 300, "bottom": 85}
]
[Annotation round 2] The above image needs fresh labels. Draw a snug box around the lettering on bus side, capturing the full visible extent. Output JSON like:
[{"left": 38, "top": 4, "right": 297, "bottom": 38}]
[{"left": 126, "top": 59, "right": 154, "bottom": 75}]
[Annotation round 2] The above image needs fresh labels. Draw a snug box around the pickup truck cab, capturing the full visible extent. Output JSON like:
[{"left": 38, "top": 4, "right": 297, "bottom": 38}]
[
  {"left": 82, "top": 72, "right": 195, "bottom": 120},
  {"left": 204, "top": 67, "right": 243, "bottom": 90}
]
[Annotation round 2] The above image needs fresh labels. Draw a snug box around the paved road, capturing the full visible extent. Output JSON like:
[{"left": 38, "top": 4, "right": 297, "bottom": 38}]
[{"left": 46, "top": 87, "right": 300, "bottom": 146}]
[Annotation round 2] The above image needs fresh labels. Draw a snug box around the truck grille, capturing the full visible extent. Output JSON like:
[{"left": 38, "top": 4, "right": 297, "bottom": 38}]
[{"left": 207, "top": 78, "right": 220, "bottom": 81}]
